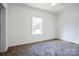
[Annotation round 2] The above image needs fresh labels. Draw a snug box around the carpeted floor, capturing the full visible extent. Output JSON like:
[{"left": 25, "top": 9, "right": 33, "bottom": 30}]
[{"left": 0, "top": 39, "right": 79, "bottom": 56}]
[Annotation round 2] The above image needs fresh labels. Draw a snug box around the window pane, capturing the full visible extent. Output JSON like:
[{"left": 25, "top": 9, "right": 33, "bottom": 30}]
[{"left": 32, "top": 16, "right": 42, "bottom": 35}]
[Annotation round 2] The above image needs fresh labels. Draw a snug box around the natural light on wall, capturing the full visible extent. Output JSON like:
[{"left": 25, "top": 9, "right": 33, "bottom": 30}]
[
  {"left": 32, "top": 16, "right": 42, "bottom": 35},
  {"left": 51, "top": 3, "right": 57, "bottom": 6}
]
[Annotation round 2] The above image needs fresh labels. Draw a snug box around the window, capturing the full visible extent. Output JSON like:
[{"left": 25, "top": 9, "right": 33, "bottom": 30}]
[{"left": 32, "top": 16, "right": 42, "bottom": 35}]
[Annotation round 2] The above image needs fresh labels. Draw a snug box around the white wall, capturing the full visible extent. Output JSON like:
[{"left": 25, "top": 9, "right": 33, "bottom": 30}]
[
  {"left": 1, "top": 7, "right": 6, "bottom": 52},
  {"left": 1, "top": 3, "right": 8, "bottom": 8},
  {"left": 8, "top": 4, "right": 56, "bottom": 47},
  {"left": 0, "top": 3, "right": 8, "bottom": 52},
  {"left": 57, "top": 4, "right": 79, "bottom": 44},
  {"left": 0, "top": 8, "right": 1, "bottom": 52}
]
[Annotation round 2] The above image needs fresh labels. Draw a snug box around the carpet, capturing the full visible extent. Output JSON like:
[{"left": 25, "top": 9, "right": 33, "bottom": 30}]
[
  {"left": 1, "top": 40, "right": 79, "bottom": 56},
  {"left": 17, "top": 40, "right": 79, "bottom": 56}
]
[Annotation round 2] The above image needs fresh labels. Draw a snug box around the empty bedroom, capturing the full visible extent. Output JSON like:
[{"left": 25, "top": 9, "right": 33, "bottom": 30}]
[{"left": 0, "top": 3, "right": 79, "bottom": 56}]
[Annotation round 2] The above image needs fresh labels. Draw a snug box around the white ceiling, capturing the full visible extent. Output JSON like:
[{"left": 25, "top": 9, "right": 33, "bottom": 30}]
[{"left": 24, "top": 3, "right": 79, "bottom": 13}]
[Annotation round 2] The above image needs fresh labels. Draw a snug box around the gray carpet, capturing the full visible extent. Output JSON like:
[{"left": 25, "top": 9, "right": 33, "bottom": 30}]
[{"left": 17, "top": 40, "right": 79, "bottom": 56}]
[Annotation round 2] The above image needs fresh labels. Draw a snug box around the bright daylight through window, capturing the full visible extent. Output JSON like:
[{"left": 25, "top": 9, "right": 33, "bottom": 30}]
[{"left": 32, "top": 16, "right": 42, "bottom": 35}]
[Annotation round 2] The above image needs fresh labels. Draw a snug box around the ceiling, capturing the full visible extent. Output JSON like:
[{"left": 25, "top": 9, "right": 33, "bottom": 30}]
[{"left": 24, "top": 3, "right": 79, "bottom": 13}]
